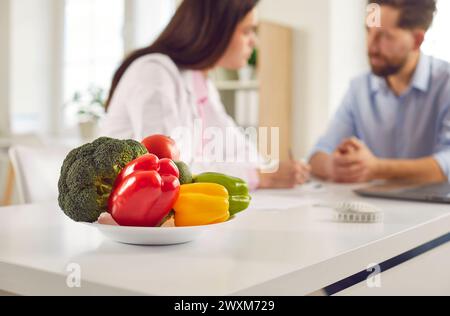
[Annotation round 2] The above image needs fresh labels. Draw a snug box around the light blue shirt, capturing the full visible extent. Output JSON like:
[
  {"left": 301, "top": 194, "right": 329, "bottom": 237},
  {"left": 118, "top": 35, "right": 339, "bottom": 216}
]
[{"left": 312, "top": 54, "right": 450, "bottom": 181}]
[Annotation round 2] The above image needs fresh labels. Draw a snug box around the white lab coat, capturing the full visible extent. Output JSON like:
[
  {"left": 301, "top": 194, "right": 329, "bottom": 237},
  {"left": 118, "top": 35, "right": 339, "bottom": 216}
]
[{"left": 101, "top": 54, "right": 260, "bottom": 187}]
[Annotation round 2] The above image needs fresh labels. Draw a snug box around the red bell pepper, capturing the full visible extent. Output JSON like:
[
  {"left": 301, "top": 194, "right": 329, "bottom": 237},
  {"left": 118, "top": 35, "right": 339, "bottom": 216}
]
[{"left": 108, "top": 154, "right": 180, "bottom": 227}]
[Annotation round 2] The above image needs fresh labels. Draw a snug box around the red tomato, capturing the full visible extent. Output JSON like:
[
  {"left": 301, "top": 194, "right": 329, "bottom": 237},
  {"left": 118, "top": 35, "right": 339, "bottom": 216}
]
[{"left": 141, "top": 135, "right": 180, "bottom": 160}]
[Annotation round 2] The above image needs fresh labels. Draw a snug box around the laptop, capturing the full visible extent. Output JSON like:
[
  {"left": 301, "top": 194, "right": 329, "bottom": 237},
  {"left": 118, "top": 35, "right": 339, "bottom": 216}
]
[{"left": 354, "top": 182, "right": 450, "bottom": 204}]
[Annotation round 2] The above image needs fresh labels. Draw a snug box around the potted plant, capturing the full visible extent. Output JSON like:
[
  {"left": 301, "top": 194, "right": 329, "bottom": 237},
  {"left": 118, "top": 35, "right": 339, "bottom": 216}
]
[
  {"left": 238, "top": 48, "right": 258, "bottom": 81},
  {"left": 66, "top": 86, "right": 106, "bottom": 141}
]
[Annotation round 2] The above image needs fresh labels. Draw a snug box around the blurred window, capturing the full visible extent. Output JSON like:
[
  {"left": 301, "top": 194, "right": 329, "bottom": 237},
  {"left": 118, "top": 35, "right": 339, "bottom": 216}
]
[{"left": 63, "top": 0, "right": 125, "bottom": 126}]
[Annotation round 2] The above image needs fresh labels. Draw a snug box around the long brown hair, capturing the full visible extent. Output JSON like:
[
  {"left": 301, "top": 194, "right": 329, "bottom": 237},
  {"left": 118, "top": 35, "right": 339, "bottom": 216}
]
[{"left": 105, "top": 0, "right": 259, "bottom": 110}]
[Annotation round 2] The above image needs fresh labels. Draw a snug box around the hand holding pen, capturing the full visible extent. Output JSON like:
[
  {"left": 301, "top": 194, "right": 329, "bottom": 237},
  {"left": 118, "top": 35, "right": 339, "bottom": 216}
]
[{"left": 259, "top": 149, "right": 311, "bottom": 189}]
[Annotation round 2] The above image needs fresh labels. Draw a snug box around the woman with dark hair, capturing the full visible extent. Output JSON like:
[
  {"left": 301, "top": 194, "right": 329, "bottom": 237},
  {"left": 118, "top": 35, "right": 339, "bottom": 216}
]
[{"left": 102, "top": 0, "right": 310, "bottom": 189}]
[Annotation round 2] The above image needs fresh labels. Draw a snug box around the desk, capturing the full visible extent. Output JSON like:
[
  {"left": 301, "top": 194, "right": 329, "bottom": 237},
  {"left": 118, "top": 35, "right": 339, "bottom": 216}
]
[
  {"left": 0, "top": 183, "right": 449, "bottom": 296},
  {"left": 336, "top": 242, "right": 450, "bottom": 296}
]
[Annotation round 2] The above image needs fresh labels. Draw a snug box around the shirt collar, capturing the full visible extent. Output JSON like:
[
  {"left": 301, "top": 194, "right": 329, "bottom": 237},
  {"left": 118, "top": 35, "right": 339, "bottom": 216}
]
[
  {"left": 370, "top": 53, "right": 431, "bottom": 94},
  {"left": 180, "top": 70, "right": 195, "bottom": 95},
  {"left": 411, "top": 53, "right": 431, "bottom": 92},
  {"left": 192, "top": 71, "right": 209, "bottom": 105}
]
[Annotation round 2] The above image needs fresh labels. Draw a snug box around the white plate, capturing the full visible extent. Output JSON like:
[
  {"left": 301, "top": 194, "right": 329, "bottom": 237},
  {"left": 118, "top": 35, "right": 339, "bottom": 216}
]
[{"left": 84, "top": 219, "right": 234, "bottom": 246}]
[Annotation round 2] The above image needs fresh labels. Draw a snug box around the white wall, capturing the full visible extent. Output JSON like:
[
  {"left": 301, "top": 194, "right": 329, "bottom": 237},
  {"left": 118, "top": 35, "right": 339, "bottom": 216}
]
[
  {"left": 10, "top": 0, "right": 63, "bottom": 136},
  {"left": 0, "top": 0, "right": 11, "bottom": 136},
  {"left": 329, "top": 1, "right": 369, "bottom": 115},
  {"left": 124, "top": 0, "right": 176, "bottom": 52},
  {"left": 423, "top": 0, "right": 450, "bottom": 62},
  {"left": 259, "top": 0, "right": 368, "bottom": 157}
]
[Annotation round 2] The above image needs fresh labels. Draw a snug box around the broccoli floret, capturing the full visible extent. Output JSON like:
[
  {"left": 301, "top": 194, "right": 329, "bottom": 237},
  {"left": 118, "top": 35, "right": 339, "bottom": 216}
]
[{"left": 58, "top": 137, "right": 148, "bottom": 223}]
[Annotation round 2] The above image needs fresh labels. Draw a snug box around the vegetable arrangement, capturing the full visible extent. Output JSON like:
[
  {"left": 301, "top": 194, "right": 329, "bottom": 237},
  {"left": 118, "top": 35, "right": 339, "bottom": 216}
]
[{"left": 58, "top": 135, "right": 251, "bottom": 227}]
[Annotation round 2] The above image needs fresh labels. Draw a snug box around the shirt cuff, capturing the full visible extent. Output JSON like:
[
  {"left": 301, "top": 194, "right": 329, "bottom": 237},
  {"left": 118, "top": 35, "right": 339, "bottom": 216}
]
[
  {"left": 434, "top": 151, "right": 450, "bottom": 182},
  {"left": 307, "top": 145, "right": 334, "bottom": 162}
]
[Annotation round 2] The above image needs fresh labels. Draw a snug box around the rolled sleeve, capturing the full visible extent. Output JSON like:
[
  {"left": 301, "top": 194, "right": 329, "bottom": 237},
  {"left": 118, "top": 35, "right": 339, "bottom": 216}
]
[
  {"left": 434, "top": 105, "right": 450, "bottom": 181},
  {"left": 434, "top": 151, "right": 450, "bottom": 181}
]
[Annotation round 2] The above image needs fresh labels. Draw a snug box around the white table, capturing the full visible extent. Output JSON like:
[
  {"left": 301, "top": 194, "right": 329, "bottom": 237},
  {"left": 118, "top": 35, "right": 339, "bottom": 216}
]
[{"left": 1, "top": 183, "right": 449, "bottom": 296}]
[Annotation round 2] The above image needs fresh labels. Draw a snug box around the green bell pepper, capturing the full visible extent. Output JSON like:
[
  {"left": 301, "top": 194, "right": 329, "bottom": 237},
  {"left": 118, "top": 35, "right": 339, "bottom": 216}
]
[{"left": 193, "top": 172, "right": 251, "bottom": 216}]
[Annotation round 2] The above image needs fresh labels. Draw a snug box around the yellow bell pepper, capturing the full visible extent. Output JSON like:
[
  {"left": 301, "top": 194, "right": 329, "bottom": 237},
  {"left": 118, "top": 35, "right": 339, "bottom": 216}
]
[{"left": 173, "top": 183, "right": 230, "bottom": 227}]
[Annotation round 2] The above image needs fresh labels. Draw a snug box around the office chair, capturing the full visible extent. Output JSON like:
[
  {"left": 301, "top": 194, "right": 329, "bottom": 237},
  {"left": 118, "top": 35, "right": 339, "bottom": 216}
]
[{"left": 8, "top": 145, "right": 70, "bottom": 204}]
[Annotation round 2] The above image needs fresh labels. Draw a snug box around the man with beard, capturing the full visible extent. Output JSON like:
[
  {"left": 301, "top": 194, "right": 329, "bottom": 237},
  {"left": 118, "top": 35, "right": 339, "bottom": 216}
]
[{"left": 310, "top": 0, "right": 450, "bottom": 184}]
